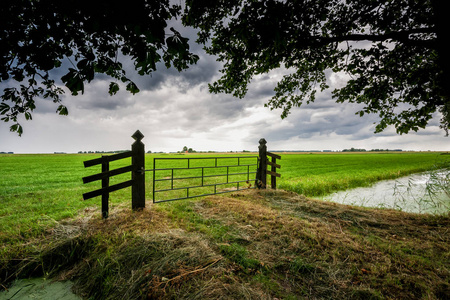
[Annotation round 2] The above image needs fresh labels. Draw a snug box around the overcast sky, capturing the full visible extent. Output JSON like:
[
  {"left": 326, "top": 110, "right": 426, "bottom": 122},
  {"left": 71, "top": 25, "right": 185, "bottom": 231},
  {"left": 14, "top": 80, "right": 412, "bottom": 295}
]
[{"left": 1, "top": 21, "right": 449, "bottom": 154}]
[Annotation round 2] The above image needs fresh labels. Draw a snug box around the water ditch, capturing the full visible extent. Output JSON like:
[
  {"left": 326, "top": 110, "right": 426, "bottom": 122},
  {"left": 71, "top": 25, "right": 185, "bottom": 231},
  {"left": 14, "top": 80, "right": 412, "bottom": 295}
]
[
  {"left": 321, "top": 170, "right": 450, "bottom": 214},
  {"left": 0, "top": 278, "right": 80, "bottom": 300}
]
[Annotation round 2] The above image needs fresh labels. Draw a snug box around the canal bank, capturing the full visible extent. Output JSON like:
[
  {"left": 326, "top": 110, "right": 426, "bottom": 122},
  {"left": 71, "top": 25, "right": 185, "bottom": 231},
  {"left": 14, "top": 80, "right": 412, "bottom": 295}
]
[{"left": 322, "top": 170, "right": 450, "bottom": 214}]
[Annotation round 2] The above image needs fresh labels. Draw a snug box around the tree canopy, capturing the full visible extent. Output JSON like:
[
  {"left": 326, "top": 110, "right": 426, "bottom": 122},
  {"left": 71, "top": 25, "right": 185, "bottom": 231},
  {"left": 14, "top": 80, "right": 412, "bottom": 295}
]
[
  {"left": 0, "top": 0, "right": 198, "bottom": 135},
  {"left": 183, "top": 0, "right": 449, "bottom": 135},
  {"left": 1, "top": 0, "right": 449, "bottom": 136}
]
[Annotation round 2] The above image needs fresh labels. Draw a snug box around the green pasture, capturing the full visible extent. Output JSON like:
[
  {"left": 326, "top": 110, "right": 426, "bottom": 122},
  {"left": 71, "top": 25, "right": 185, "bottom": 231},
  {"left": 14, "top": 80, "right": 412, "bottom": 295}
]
[
  {"left": 278, "top": 152, "right": 449, "bottom": 196},
  {"left": 1, "top": 152, "right": 449, "bottom": 299},
  {"left": 0, "top": 152, "right": 448, "bottom": 245}
]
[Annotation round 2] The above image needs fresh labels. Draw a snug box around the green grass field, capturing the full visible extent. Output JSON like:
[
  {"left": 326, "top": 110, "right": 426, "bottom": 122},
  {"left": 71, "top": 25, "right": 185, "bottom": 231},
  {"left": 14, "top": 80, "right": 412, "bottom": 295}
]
[
  {"left": 278, "top": 152, "right": 449, "bottom": 196},
  {"left": 1, "top": 152, "right": 449, "bottom": 299},
  {"left": 0, "top": 152, "right": 448, "bottom": 244}
]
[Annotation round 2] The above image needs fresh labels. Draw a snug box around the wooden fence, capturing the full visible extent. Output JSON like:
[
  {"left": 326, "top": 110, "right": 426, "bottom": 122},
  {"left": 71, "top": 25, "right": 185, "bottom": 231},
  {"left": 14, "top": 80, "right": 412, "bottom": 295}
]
[
  {"left": 82, "top": 130, "right": 145, "bottom": 218},
  {"left": 82, "top": 131, "right": 280, "bottom": 218},
  {"left": 255, "top": 138, "right": 281, "bottom": 189}
]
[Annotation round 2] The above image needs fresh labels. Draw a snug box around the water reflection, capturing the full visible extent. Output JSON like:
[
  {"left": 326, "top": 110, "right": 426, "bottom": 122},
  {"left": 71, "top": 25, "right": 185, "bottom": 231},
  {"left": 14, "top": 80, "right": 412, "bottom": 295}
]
[{"left": 321, "top": 170, "right": 450, "bottom": 214}]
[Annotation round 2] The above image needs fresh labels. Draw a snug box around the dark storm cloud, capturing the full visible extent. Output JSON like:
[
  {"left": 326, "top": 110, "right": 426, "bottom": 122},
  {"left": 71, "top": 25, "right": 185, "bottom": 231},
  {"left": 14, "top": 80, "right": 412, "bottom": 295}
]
[
  {"left": 157, "top": 91, "right": 250, "bottom": 133},
  {"left": 119, "top": 16, "right": 221, "bottom": 93},
  {"left": 120, "top": 44, "right": 221, "bottom": 95},
  {"left": 245, "top": 91, "right": 384, "bottom": 145},
  {"left": 66, "top": 81, "right": 135, "bottom": 111},
  {"left": 38, "top": 16, "right": 217, "bottom": 97},
  {"left": 205, "top": 95, "right": 258, "bottom": 118}
]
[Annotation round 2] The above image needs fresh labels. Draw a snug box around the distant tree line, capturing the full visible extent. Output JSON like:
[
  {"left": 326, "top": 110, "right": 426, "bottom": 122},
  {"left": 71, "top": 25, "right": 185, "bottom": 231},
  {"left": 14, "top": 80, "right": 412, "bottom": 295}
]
[
  {"left": 343, "top": 148, "right": 402, "bottom": 152},
  {"left": 75, "top": 148, "right": 405, "bottom": 154},
  {"left": 370, "top": 149, "right": 402, "bottom": 152},
  {"left": 342, "top": 148, "right": 367, "bottom": 152},
  {"left": 179, "top": 146, "right": 196, "bottom": 153},
  {"left": 77, "top": 150, "right": 129, "bottom": 154}
]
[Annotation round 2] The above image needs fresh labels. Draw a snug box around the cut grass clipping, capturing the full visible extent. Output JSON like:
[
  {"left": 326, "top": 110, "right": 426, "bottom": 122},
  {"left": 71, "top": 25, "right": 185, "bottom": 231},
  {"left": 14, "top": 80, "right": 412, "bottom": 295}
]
[{"left": 2, "top": 190, "right": 449, "bottom": 299}]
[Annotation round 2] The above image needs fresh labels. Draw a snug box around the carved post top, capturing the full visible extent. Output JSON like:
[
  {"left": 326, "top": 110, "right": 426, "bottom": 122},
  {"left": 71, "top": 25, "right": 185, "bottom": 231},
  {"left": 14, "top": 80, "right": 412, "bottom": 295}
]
[
  {"left": 132, "top": 130, "right": 144, "bottom": 142},
  {"left": 259, "top": 138, "right": 267, "bottom": 149}
]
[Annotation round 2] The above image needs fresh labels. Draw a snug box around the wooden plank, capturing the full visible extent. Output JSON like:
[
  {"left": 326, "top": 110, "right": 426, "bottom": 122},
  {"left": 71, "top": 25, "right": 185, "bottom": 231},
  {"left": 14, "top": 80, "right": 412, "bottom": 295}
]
[
  {"left": 83, "top": 180, "right": 133, "bottom": 200},
  {"left": 102, "top": 159, "right": 109, "bottom": 219},
  {"left": 107, "top": 151, "right": 133, "bottom": 162},
  {"left": 266, "top": 171, "right": 281, "bottom": 177},
  {"left": 271, "top": 157, "right": 277, "bottom": 190},
  {"left": 83, "top": 157, "right": 103, "bottom": 168},
  {"left": 266, "top": 160, "right": 281, "bottom": 168},
  {"left": 82, "top": 165, "right": 134, "bottom": 184},
  {"left": 266, "top": 152, "right": 281, "bottom": 159},
  {"left": 83, "top": 151, "right": 133, "bottom": 167}
]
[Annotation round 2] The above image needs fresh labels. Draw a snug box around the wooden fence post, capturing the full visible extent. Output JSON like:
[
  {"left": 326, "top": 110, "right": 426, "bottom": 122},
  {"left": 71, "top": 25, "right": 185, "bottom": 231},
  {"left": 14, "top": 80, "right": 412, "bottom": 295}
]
[
  {"left": 132, "top": 130, "right": 145, "bottom": 210},
  {"left": 257, "top": 138, "right": 267, "bottom": 189},
  {"left": 271, "top": 156, "right": 277, "bottom": 189},
  {"left": 101, "top": 156, "right": 109, "bottom": 218}
]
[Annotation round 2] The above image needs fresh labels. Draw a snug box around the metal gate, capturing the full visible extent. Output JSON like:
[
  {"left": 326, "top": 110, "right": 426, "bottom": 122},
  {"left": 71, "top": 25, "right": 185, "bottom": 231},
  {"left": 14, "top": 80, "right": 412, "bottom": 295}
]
[{"left": 151, "top": 156, "right": 258, "bottom": 203}]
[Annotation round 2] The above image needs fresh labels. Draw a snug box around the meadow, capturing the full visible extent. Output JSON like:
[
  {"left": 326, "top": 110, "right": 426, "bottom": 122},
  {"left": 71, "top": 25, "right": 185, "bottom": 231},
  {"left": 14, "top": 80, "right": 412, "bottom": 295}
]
[
  {"left": 278, "top": 152, "right": 449, "bottom": 196},
  {"left": 1, "top": 152, "right": 449, "bottom": 299},
  {"left": 1, "top": 151, "right": 448, "bottom": 242}
]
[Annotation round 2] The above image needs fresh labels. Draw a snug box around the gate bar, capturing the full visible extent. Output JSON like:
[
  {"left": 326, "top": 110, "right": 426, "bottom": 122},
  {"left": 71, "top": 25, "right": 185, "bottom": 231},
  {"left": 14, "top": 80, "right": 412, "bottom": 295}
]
[
  {"left": 153, "top": 170, "right": 256, "bottom": 183},
  {"left": 154, "top": 179, "right": 253, "bottom": 193}
]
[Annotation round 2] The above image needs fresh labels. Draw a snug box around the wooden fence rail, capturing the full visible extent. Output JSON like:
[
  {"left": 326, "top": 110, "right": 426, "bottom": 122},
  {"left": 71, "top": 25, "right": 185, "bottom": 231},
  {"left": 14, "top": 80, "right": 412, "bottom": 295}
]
[{"left": 82, "top": 130, "right": 145, "bottom": 218}]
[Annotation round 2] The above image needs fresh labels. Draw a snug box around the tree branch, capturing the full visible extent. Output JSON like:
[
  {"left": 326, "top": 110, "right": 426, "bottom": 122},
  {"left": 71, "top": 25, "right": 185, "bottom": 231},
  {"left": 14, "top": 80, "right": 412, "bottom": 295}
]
[{"left": 298, "top": 28, "right": 436, "bottom": 48}]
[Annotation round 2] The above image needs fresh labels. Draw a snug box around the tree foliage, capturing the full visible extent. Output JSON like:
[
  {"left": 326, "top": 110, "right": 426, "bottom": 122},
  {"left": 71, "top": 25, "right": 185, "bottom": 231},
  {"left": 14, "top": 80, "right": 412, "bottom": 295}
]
[
  {"left": 2, "top": 0, "right": 449, "bottom": 137},
  {"left": 183, "top": 0, "right": 449, "bottom": 135},
  {"left": 0, "top": 0, "right": 198, "bottom": 135}
]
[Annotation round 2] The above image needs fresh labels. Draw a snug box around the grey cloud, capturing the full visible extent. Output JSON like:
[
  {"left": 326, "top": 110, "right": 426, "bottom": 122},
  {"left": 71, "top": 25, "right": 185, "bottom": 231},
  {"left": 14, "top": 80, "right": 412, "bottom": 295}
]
[
  {"left": 68, "top": 81, "right": 135, "bottom": 111},
  {"left": 246, "top": 97, "right": 384, "bottom": 144},
  {"left": 122, "top": 46, "right": 221, "bottom": 94}
]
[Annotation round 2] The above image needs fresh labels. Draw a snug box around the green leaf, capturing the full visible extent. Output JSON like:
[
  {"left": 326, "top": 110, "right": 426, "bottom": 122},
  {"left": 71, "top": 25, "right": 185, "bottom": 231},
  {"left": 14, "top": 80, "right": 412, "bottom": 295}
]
[
  {"left": 126, "top": 82, "right": 140, "bottom": 94},
  {"left": 61, "top": 68, "right": 84, "bottom": 95},
  {"left": 10, "top": 123, "right": 23, "bottom": 136},
  {"left": 0, "top": 103, "right": 10, "bottom": 115},
  {"left": 109, "top": 82, "right": 120, "bottom": 95},
  {"left": 56, "top": 105, "right": 69, "bottom": 115}
]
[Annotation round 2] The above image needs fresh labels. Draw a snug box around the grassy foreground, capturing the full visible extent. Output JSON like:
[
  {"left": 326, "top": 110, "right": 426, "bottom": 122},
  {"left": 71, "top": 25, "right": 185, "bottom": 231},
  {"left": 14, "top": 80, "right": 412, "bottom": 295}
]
[
  {"left": 1, "top": 152, "right": 449, "bottom": 299},
  {"left": 1, "top": 189, "right": 449, "bottom": 299}
]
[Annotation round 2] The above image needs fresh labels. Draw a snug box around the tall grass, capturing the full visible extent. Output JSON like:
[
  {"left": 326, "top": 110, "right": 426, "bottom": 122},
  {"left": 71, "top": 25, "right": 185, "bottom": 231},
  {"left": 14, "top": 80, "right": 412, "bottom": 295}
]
[{"left": 389, "top": 164, "right": 450, "bottom": 213}]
